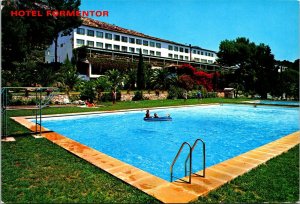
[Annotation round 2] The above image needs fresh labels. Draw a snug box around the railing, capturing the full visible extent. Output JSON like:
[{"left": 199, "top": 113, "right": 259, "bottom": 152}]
[
  {"left": 1, "top": 87, "right": 59, "bottom": 138},
  {"left": 170, "top": 142, "right": 192, "bottom": 183},
  {"left": 185, "top": 138, "right": 206, "bottom": 178},
  {"left": 170, "top": 138, "right": 206, "bottom": 184},
  {"left": 1, "top": 88, "right": 8, "bottom": 138}
]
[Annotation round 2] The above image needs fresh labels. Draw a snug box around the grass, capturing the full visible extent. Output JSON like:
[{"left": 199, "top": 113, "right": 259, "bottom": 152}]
[
  {"left": 195, "top": 145, "right": 299, "bottom": 203},
  {"left": 2, "top": 137, "right": 159, "bottom": 203},
  {"left": 2, "top": 98, "right": 299, "bottom": 203}
]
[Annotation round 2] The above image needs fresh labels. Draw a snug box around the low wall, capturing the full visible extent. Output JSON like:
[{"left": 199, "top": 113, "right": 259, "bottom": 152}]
[{"left": 121, "top": 93, "right": 168, "bottom": 101}]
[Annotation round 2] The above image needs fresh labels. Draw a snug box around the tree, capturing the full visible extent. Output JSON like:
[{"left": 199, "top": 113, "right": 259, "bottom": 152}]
[
  {"left": 178, "top": 75, "right": 194, "bottom": 91},
  {"left": 123, "top": 69, "right": 136, "bottom": 90},
  {"left": 58, "top": 58, "right": 80, "bottom": 97},
  {"left": 253, "top": 44, "right": 276, "bottom": 99},
  {"left": 151, "top": 68, "right": 170, "bottom": 91},
  {"left": 2, "top": 0, "right": 82, "bottom": 85},
  {"left": 2, "top": 1, "right": 55, "bottom": 74},
  {"left": 136, "top": 49, "right": 145, "bottom": 90},
  {"left": 80, "top": 81, "right": 96, "bottom": 102},
  {"left": 275, "top": 59, "right": 299, "bottom": 100},
  {"left": 106, "top": 69, "right": 123, "bottom": 91},
  {"left": 218, "top": 37, "right": 277, "bottom": 98},
  {"left": 94, "top": 76, "right": 112, "bottom": 102}
]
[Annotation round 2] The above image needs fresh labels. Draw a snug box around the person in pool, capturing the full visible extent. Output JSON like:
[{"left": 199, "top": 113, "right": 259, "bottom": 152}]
[
  {"left": 145, "top": 110, "right": 151, "bottom": 118},
  {"left": 154, "top": 113, "right": 159, "bottom": 118}
]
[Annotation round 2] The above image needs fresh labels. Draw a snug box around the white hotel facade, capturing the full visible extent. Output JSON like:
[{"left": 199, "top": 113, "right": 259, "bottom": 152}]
[{"left": 45, "top": 17, "right": 219, "bottom": 79}]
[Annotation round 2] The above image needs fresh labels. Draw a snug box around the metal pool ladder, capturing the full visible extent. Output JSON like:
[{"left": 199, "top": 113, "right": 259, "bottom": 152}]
[{"left": 170, "top": 138, "right": 206, "bottom": 183}]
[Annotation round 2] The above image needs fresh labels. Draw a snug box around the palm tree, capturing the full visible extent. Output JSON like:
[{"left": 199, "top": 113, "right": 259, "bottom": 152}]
[
  {"left": 94, "top": 76, "right": 112, "bottom": 102},
  {"left": 106, "top": 69, "right": 123, "bottom": 91},
  {"left": 58, "top": 59, "right": 80, "bottom": 97},
  {"left": 123, "top": 69, "right": 136, "bottom": 91},
  {"left": 151, "top": 68, "right": 171, "bottom": 91}
]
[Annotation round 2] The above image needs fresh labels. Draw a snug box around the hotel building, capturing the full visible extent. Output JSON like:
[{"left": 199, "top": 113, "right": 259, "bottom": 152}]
[{"left": 45, "top": 17, "right": 223, "bottom": 80}]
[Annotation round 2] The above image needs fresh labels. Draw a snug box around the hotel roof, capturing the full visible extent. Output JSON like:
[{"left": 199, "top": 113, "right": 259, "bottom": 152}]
[{"left": 81, "top": 17, "right": 216, "bottom": 53}]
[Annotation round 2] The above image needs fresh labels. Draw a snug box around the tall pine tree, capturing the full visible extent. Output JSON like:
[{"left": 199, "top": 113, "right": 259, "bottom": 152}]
[{"left": 136, "top": 49, "right": 145, "bottom": 90}]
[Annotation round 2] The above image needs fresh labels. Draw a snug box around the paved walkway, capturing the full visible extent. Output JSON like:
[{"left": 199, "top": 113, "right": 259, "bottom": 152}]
[{"left": 11, "top": 114, "right": 300, "bottom": 203}]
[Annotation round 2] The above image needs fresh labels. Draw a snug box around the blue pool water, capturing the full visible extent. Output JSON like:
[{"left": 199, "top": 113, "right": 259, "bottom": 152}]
[
  {"left": 39, "top": 105, "right": 299, "bottom": 181},
  {"left": 258, "top": 100, "right": 299, "bottom": 106}
]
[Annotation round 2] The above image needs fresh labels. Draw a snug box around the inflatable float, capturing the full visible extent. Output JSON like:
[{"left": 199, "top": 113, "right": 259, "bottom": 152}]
[{"left": 143, "top": 117, "right": 172, "bottom": 122}]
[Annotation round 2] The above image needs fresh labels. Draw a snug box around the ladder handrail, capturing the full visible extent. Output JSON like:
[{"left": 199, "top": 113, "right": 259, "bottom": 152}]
[
  {"left": 185, "top": 138, "right": 206, "bottom": 177},
  {"left": 170, "top": 142, "right": 192, "bottom": 183},
  {"left": 39, "top": 92, "right": 55, "bottom": 109}
]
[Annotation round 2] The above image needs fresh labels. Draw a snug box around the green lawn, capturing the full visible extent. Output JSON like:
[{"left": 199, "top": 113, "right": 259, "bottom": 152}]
[{"left": 2, "top": 98, "right": 299, "bottom": 203}]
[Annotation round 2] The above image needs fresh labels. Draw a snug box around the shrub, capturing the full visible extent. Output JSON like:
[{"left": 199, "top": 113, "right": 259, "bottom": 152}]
[
  {"left": 132, "top": 91, "right": 143, "bottom": 101},
  {"left": 80, "top": 81, "right": 97, "bottom": 102},
  {"left": 167, "top": 86, "right": 185, "bottom": 99},
  {"left": 69, "top": 94, "right": 80, "bottom": 102},
  {"left": 98, "top": 91, "right": 121, "bottom": 102}
]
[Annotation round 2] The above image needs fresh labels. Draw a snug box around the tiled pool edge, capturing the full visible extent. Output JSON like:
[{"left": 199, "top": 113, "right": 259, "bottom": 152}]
[{"left": 11, "top": 116, "right": 300, "bottom": 203}]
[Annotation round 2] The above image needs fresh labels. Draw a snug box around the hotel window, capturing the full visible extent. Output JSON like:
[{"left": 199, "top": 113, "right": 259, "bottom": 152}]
[
  {"left": 87, "top": 30, "right": 94, "bottom": 37},
  {"left": 121, "top": 46, "right": 127, "bottom": 52},
  {"left": 87, "top": 40, "right": 94, "bottom": 47},
  {"left": 201, "top": 51, "right": 204, "bottom": 55},
  {"left": 129, "top": 37, "right": 135, "bottom": 44},
  {"left": 185, "top": 56, "right": 188, "bottom": 60},
  {"left": 168, "top": 45, "right": 173, "bottom": 50},
  {"left": 194, "top": 58, "right": 200, "bottom": 62},
  {"left": 156, "top": 43, "right": 161, "bottom": 48},
  {"left": 105, "top": 43, "right": 112, "bottom": 50},
  {"left": 185, "top": 48, "right": 189, "bottom": 53},
  {"left": 201, "top": 59, "right": 207, "bottom": 63},
  {"left": 114, "top": 45, "right": 120, "bottom": 50},
  {"left": 205, "top": 52, "right": 208, "bottom": 56},
  {"left": 179, "top": 47, "right": 183, "bottom": 52},
  {"left": 156, "top": 51, "right": 161, "bottom": 56},
  {"left": 193, "top": 50, "right": 196, "bottom": 54},
  {"left": 150, "top": 41, "right": 155, "bottom": 47},
  {"left": 150, "top": 50, "right": 155, "bottom": 56},
  {"left": 114, "top": 34, "right": 120, "bottom": 41},
  {"left": 143, "top": 40, "right": 149, "bottom": 46},
  {"left": 211, "top": 53, "right": 214, "bottom": 57},
  {"left": 76, "top": 28, "right": 85, "bottom": 35},
  {"left": 208, "top": 60, "right": 213, "bottom": 63},
  {"left": 96, "top": 31, "right": 103, "bottom": 38},
  {"left": 174, "top": 54, "right": 178, "bottom": 59},
  {"left": 168, "top": 53, "right": 173, "bottom": 58},
  {"left": 136, "top": 48, "right": 141, "bottom": 53},
  {"left": 197, "top": 51, "right": 200, "bottom": 55},
  {"left": 143, "top": 49, "right": 148, "bottom": 55},
  {"left": 129, "top": 47, "right": 135, "bottom": 53},
  {"left": 76, "top": 39, "right": 84, "bottom": 46},
  {"left": 121, "top": 36, "right": 128, "bottom": 42},
  {"left": 105, "top": 33, "right": 112, "bottom": 40},
  {"left": 180, "top": 55, "right": 183, "bottom": 60},
  {"left": 174, "top": 46, "right": 178, "bottom": 51},
  {"left": 96, "top": 42, "right": 103, "bottom": 48},
  {"left": 136, "top": 39, "right": 142, "bottom": 45}
]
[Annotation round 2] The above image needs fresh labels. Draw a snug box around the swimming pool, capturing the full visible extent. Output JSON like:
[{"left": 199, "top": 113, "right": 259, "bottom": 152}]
[{"left": 39, "top": 105, "right": 299, "bottom": 181}]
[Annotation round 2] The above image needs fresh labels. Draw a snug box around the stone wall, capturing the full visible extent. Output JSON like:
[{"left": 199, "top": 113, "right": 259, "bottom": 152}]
[
  {"left": 121, "top": 93, "right": 167, "bottom": 101},
  {"left": 12, "top": 94, "right": 70, "bottom": 104}
]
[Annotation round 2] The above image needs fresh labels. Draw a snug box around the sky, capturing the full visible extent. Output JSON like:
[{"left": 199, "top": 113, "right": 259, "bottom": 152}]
[{"left": 80, "top": 0, "right": 299, "bottom": 62}]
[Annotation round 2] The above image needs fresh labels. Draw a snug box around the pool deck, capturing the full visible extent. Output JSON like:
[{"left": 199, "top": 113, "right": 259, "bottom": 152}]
[{"left": 11, "top": 110, "right": 300, "bottom": 203}]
